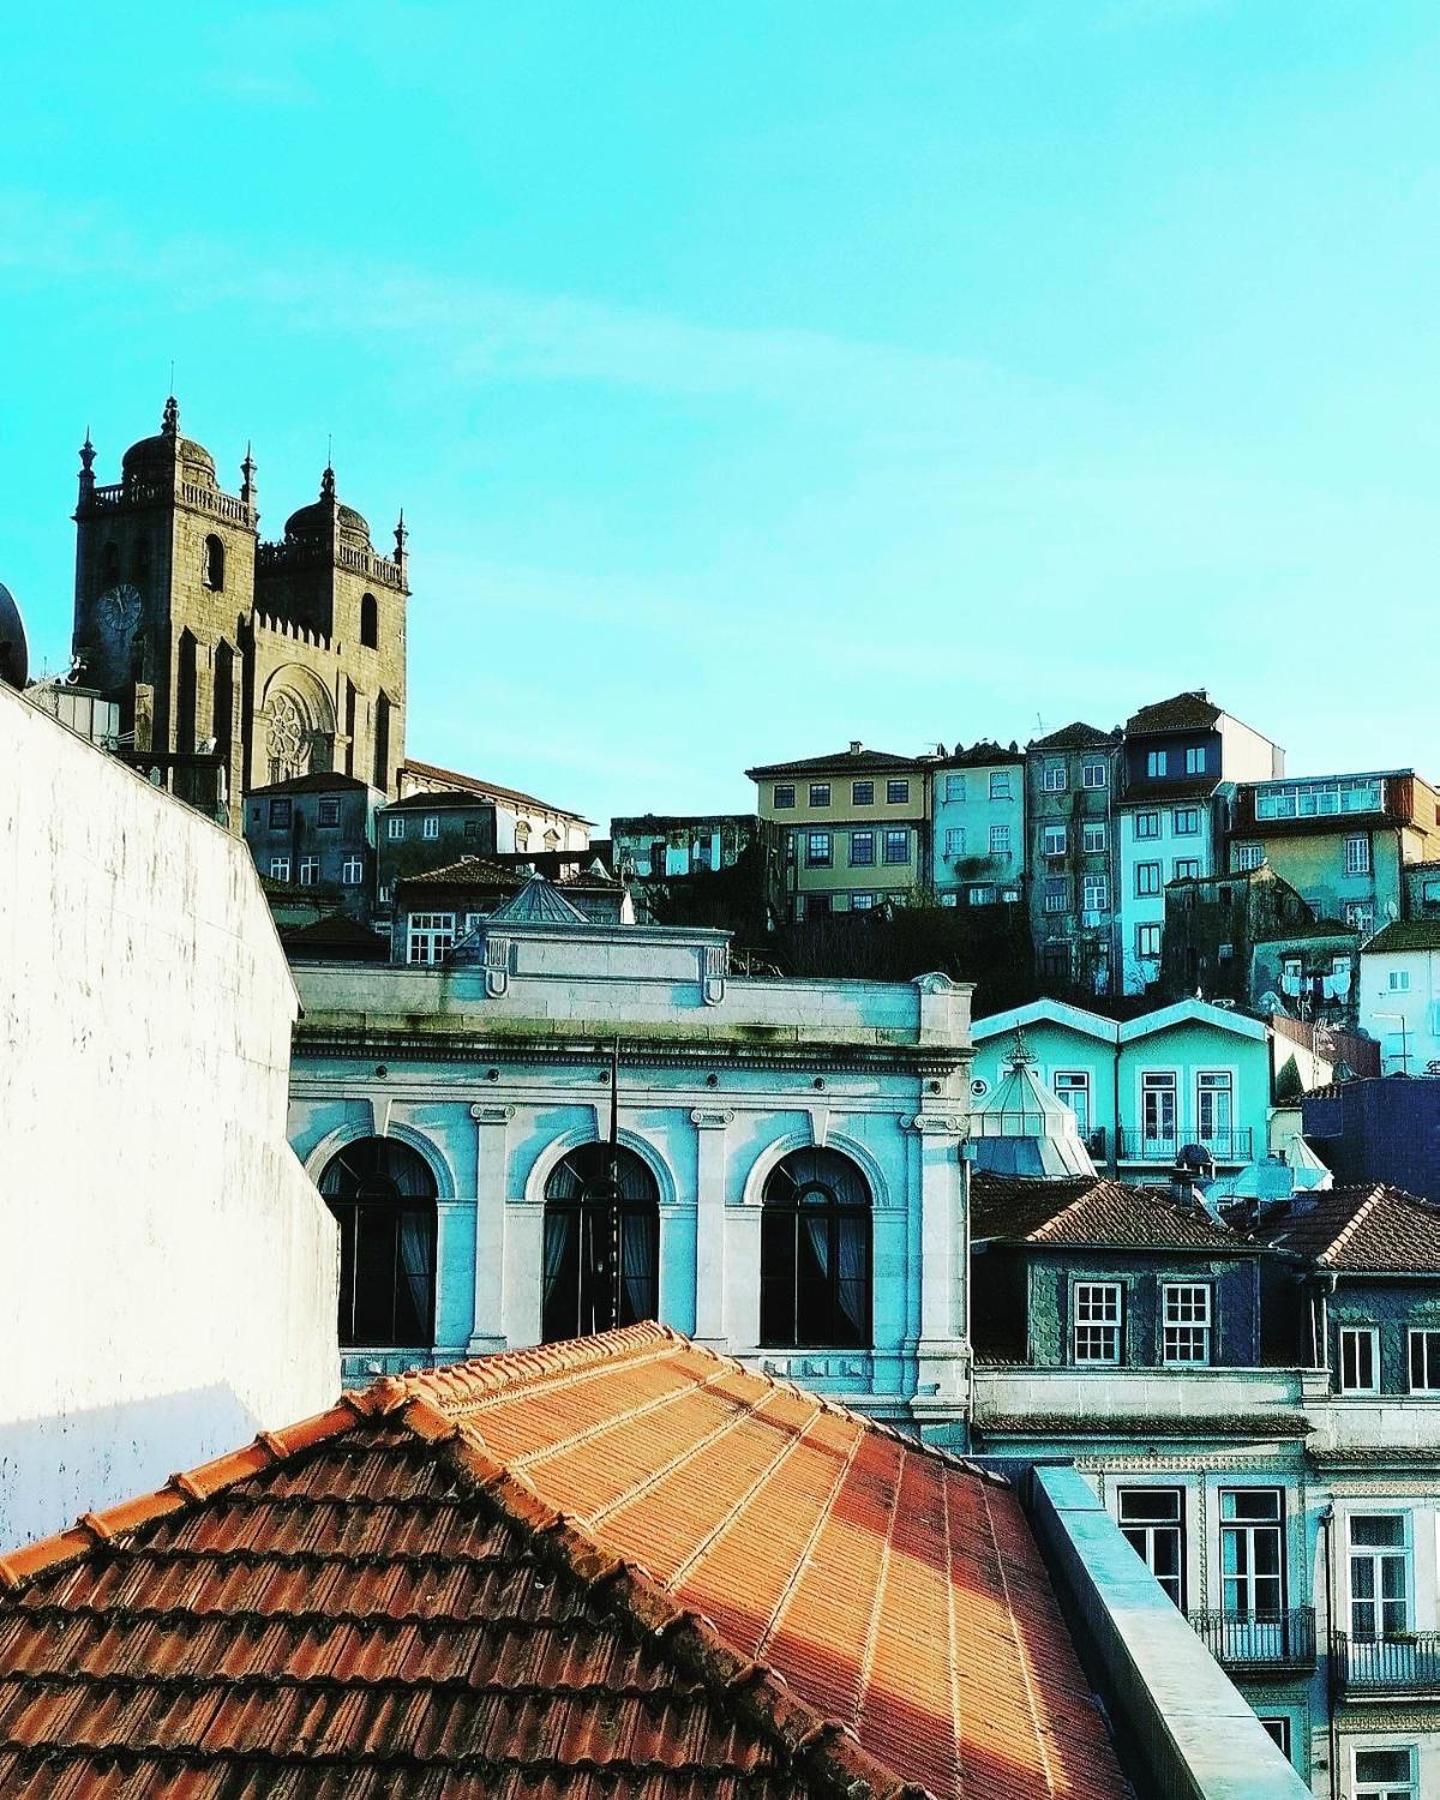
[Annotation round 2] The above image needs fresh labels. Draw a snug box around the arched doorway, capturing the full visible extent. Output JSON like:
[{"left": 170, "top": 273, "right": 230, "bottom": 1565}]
[
  {"left": 319, "top": 1137, "right": 437, "bottom": 1348},
  {"left": 759, "top": 1147, "right": 872, "bottom": 1348},
  {"left": 542, "top": 1142, "right": 659, "bottom": 1343}
]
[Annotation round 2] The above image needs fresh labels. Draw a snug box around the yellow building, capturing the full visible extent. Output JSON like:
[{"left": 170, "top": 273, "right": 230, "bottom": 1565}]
[{"left": 746, "top": 740, "right": 932, "bottom": 921}]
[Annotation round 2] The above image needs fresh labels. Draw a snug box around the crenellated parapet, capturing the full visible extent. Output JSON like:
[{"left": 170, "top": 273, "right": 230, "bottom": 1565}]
[{"left": 252, "top": 610, "right": 334, "bottom": 653}]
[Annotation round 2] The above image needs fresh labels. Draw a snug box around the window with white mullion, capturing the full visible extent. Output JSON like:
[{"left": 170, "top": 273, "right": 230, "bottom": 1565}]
[
  {"left": 1408, "top": 1329, "right": 1440, "bottom": 1392},
  {"left": 1073, "top": 1281, "right": 1122, "bottom": 1364},
  {"left": 1349, "top": 1515, "right": 1411, "bottom": 1640},
  {"left": 1339, "top": 1324, "right": 1379, "bottom": 1394},
  {"left": 1162, "top": 1283, "right": 1211, "bottom": 1365}
]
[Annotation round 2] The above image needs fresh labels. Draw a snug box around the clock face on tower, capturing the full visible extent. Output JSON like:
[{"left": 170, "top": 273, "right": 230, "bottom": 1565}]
[{"left": 97, "top": 583, "right": 142, "bottom": 641}]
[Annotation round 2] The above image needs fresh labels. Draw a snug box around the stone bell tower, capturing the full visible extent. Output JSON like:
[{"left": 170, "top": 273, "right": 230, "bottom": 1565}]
[{"left": 72, "top": 397, "right": 259, "bottom": 828}]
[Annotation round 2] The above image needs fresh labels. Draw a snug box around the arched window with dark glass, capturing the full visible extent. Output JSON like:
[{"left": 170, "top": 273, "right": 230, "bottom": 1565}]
[
  {"left": 760, "top": 1147, "right": 871, "bottom": 1349},
  {"left": 319, "top": 1137, "right": 437, "bottom": 1347},
  {"left": 360, "top": 591, "right": 379, "bottom": 648},
  {"left": 203, "top": 535, "right": 225, "bottom": 591},
  {"left": 542, "top": 1142, "right": 659, "bottom": 1343}
]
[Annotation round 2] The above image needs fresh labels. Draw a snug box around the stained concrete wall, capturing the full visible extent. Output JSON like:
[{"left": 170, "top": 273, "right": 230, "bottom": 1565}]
[{"left": 0, "top": 682, "right": 339, "bottom": 1545}]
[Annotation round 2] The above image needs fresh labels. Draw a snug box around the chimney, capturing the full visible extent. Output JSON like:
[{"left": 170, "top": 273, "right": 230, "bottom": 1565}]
[{"left": 849, "top": 739, "right": 863, "bottom": 754}]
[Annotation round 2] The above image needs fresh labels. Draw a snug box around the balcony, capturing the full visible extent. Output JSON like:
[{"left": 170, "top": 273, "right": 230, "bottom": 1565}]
[
  {"left": 1188, "top": 1608, "right": 1316, "bottom": 1674},
  {"left": 1336, "top": 1632, "right": 1440, "bottom": 1695},
  {"left": 1117, "top": 1125, "right": 1253, "bottom": 1164}
]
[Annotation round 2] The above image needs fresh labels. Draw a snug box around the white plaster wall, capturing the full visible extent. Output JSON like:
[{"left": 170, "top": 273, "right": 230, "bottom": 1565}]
[
  {"left": 1359, "top": 948, "right": 1440, "bottom": 1074},
  {"left": 0, "top": 685, "right": 339, "bottom": 1546}
]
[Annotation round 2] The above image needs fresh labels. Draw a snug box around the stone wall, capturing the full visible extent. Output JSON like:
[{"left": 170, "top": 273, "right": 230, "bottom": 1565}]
[{"left": 0, "top": 683, "right": 339, "bottom": 1545}]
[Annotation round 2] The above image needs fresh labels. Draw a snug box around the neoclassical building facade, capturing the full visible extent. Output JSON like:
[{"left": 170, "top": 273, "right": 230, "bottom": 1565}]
[{"left": 286, "top": 883, "right": 975, "bottom": 1426}]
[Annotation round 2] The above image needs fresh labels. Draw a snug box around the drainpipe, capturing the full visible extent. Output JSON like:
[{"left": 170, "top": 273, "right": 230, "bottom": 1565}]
[
  {"left": 1320, "top": 1502, "right": 1339, "bottom": 1800},
  {"left": 1110, "top": 1031, "right": 1122, "bottom": 1176}
]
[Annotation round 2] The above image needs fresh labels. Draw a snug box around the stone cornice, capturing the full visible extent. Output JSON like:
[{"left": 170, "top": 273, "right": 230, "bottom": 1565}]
[{"left": 294, "top": 1027, "right": 965, "bottom": 1078}]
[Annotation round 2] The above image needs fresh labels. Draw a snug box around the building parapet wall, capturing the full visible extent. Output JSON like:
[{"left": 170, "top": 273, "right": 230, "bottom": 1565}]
[
  {"left": 252, "top": 610, "right": 334, "bottom": 653},
  {"left": 1026, "top": 1463, "right": 1310, "bottom": 1799}
]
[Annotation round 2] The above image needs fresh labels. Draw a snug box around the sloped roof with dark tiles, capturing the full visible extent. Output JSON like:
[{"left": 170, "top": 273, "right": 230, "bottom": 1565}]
[
  {"left": 1249, "top": 1184, "right": 1440, "bottom": 1274},
  {"left": 0, "top": 1325, "right": 1125, "bottom": 1800},
  {"left": 1122, "top": 775, "right": 1220, "bottom": 805},
  {"left": 1124, "top": 691, "right": 1222, "bottom": 735},
  {"left": 934, "top": 739, "right": 1025, "bottom": 769},
  {"left": 401, "top": 855, "right": 622, "bottom": 894},
  {"left": 1026, "top": 722, "right": 1121, "bottom": 753},
  {"left": 401, "top": 758, "right": 590, "bottom": 824},
  {"left": 279, "top": 914, "right": 390, "bottom": 959},
  {"left": 383, "top": 789, "right": 497, "bottom": 812},
  {"left": 745, "top": 748, "right": 920, "bottom": 779},
  {"left": 971, "top": 1172, "right": 1245, "bottom": 1252},
  {"left": 1364, "top": 919, "right": 1440, "bottom": 954},
  {"left": 245, "top": 771, "right": 370, "bottom": 797}
]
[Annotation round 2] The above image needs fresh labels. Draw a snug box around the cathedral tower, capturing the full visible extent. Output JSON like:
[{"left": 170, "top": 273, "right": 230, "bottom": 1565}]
[{"left": 73, "top": 397, "right": 258, "bottom": 827}]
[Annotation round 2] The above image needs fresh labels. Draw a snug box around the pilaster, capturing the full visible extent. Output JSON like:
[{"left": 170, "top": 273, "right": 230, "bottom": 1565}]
[
  {"left": 903, "top": 1111, "right": 971, "bottom": 1412},
  {"left": 691, "top": 1108, "right": 734, "bottom": 1349},
  {"left": 468, "top": 1102, "right": 514, "bottom": 1353}
]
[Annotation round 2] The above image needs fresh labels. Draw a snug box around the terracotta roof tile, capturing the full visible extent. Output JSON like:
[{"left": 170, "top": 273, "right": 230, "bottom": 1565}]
[
  {"left": 1123, "top": 691, "right": 1221, "bottom": 735},
  {"left": 0, "top": 1325, "right": 1124, "bottom": 1799},
  {"left": 1250, "top": 1183, "right": 1440, "bottom": 1273},
  {"left": 399, "top": 759, "right": 589, "bottom": 824},
  {"left": 971, "top": 1172, "right": 1242, "bottom": 1252}
]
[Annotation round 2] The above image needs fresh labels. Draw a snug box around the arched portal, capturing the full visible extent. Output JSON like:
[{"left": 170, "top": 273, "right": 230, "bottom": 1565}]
[
  {"left": 319, "top": 1137, "right": 437, "bottom": 1348},
  {"left": 759, "top": 1146, "right": 872, "bottom": 1349},
  {"left": 541, "top": 1142, "right": 659, "bottom": 1343}
]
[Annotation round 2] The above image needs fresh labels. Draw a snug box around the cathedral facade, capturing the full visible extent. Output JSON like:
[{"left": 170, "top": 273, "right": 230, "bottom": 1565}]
[{"left": 71, "top": 398, "right": 409, "bottom": 830}]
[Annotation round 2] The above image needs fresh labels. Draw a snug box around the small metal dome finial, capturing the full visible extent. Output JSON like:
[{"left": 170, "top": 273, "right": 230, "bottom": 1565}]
[
  {"left": 162, "top": 395, "right": 179, "bottom": 438},
  {"left": 394, "top": 507, "right": 408, "bottom": 558},
  {"left": 240, "top": 441, "right": 257, "bottom": 512},
  {"left": 1007, "top": 1027, "right": 1035, "bottom": 1069},
  {"left": 79, "top": 428, "right": 95, "bottom": 474},
  {"left": 320, "top": 462, "right": 336, "bottom": 503}
]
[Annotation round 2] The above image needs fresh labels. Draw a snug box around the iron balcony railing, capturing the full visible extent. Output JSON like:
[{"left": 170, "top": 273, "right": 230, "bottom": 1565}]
[
  {"left": 1118, "top": 1125, "right": 1253, "bottom": 1162},
  {"left": 1336, "top": 1632, "right": 1440, "bottom": 1693},
  {"left": 1187, "top": 1608, "right": 1316, "bottom": 1671}
]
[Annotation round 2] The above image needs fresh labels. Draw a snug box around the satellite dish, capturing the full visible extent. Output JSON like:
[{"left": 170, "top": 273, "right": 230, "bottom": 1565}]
[{"left": 0, "top": 583, "right": 27, "bottom": 690}]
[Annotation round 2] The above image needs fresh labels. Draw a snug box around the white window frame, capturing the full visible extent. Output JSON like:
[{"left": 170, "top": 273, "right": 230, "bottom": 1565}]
[
  {"left": 1346, "top": 900, "right": 1376, "bottom": 932},
  {"left": 1139, "top": 1068, "right": 1178, "bottom": 1145},
  {"left": 1116, "top": 1486, "right": 1185, "bottom": 1608},
  {"left": 406, "top": 910, "right": 456, "bottom": 967},
  {"left": 1073, "top": 1281, "right": 1123, "bottom": 1365},
  {"left": 1409, "top": 1329, "right": 1440, "bottom": 1393},
  {"left": 1347, "top": 1514, "right": 1412, "bottom": 1641},
  {"left": 1219, "top": 1487, "right": 1285, "bottom": 1618},
  {"left": 298, "top": 856, "right": 319, "bottom": 888},
  {"left": 882, "top": 828, "right": 910, "bottom": 865},
  {"left": 1137, "top": 922, "right": 1162, "bottom": 959},
  {"left": 989, "top": 823, "right": 1011, "bottom": 855},
  {"left": 1353, "top": 1744, "right": 1416, "bottom": 1800},
  {"left": 422, "top": 814, "right": 440, "bottom": 840},
  {"left": 849, "top": 829, "right": 875, "bottom": 867},
  {"left": 1043, "top": 824, "right": 1066, "bottom": 857},
  {"left": 1042, "top": 761, "right": 1067, "bottom": 792},
  {"left": 806, "top": 830, "right": 833, "bottom": 868},
  {"left": 1043, "top": 879, "right": 1069, "bottom": 914},
  {"left": 1052, "top": 1070, "right": 1091, "bottom": 1133},
  {"left": 1082, "top": 821, "right": 1106, "bottom": 853},
  {"left": 1339, "top": 1324, "right": 1380, "bottom": 1394},
  {"left": 387, "top": 816, "right": 405, "bottom": 841},
  {"left": 886, "top": 778, "right": 910, "bottom": 805},
  {"left": 808, "top": 782, "right": 831, "bottom": 807},
  {"left": 1258, "top": 1718, "right": 1291, "bottom": 1763},
  {"left": 1389, "top": 969, "right": 1411, "bottom": 991},
  {"left": 1195, "top": 1069, "right": 1234, "bottom": 1149},
  {"left": 1146, "top": 749, "right": 1168, "bottom": 778},
  {"left": 1081, "top": 873, "right": 1109, "bottom": 915},
  {"left": 268, "top": 856, "right": 291, "bottom": 882},
  {"left": 1345, "top": 832, "right": 1372, "bottom": 876},
  {"left": 1184, "top": 746, "right": 1205, "bottom": 776},
  {"left": 944, "top": 774, "right": 966, "bottom": 803},
  {"left": 341, "top": 856, "right": 364, "bottom": 886},
  {"left": 1162, "top": 1283, "right": 1212, "bottom": 1365},
  {"left": 968, "top": 884, "right": 996, "bottom": 906},
  {"left": 1231, "top": 841, "right": 1263, "bottom": 872},
  {"left": 851, "top": 891, "right": 876, "bottom": 911},
  {"left": 943, "top": 827, "right": 966, "bottom": 857},
  {"left": 989, "top": 770, "right": 1012, "bottom": 800},
  {"left": 1081, "top": 760, "right": 1107, "bottom": 790}
]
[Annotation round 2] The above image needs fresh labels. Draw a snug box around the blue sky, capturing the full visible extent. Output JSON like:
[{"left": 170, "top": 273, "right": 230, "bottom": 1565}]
[{"left": 4, "top": 2, "right": 1440, "bottom": 824}]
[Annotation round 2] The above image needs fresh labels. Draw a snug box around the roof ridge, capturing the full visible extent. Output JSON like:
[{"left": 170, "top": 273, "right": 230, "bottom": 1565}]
[
  {"left": 0, "top": 1398, "right": 371, "bottom": 1593},
  {"left": 1029, "top": 1188, "right": 1104, "bottom": 1243},
  {"left": 1320, "top": 1183, "right": 1385, "bottom": 1266},
  {"left": 405, "top": 1392, "right": 935, "bottom": 1800}
]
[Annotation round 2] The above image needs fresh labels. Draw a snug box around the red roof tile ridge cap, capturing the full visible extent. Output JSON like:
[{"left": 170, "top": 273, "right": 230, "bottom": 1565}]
[
  {"left": 1028, "top": 1187, "right": 1105, "bottom": 1243},
  {"left": 390, "top": 1322, "right": 684, "bottom": 1412},
  {"left": 1320, "top": 1184, "right": 1385, "bottom": 1266},
  {"left": 424, "top": 1419, "right": 925, "bottom": 1799},
  {"left": 0, "top": 1396, "right": 370, "bottom": 1594}
]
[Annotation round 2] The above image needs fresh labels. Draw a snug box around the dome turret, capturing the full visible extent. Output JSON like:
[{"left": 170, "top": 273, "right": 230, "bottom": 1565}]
[
  {"left": 284, "top": 464, "right": 372, "bottom": 548},
  {"left": 121, "top": 396, "right": 216, "bottom": 482},
  {"left": 968, "top": 1033, "right": 1099, "bottom": 1180}
]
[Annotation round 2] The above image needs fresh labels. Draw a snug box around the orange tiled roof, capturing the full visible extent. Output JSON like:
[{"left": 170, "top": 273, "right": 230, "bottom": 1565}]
[{"left": 0, "top": 1325, "right": 1124, "bottom": 1798}]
